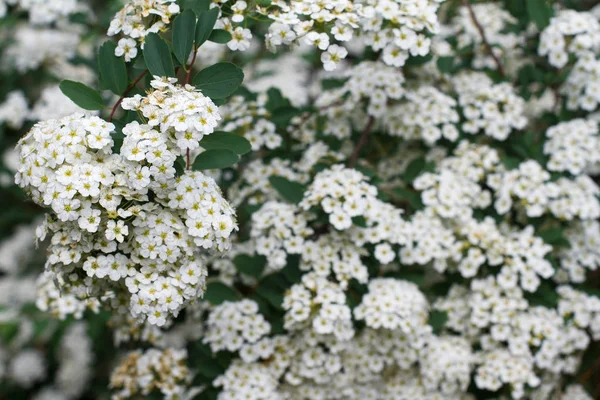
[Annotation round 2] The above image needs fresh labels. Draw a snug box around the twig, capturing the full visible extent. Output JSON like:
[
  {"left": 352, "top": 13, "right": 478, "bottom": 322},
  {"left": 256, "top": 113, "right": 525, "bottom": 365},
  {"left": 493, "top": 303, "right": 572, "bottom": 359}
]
[
  {"left": 463, "top": 0, "right": 506, "bottom": 77},
  {"left": 185, "top": 47, "right": 198, "bottom": 85},
  {"left": 108, "top": 70, "right": 148, "bottom": 122},
  {"left": 348, "top": 116, "right": 375, "bottom": 168}
]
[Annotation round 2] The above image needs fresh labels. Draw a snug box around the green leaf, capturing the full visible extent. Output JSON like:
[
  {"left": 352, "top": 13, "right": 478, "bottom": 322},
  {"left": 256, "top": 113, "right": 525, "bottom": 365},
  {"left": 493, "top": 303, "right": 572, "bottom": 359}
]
[
  {"left": 268, "top": 176, "right": 306, "bottom": 204},
  {"left": 97, "top": 41, "right": 128, "bottom": 95},
  {"left": 192, "top": 149, "right": 239, "bottom": 170},
  {"left": 199, "top": 131, "right": 252, "bottom": 155},
  {"left": 538, "top": 227, "right": 564, "bottom": 244},
  {"left": 255, "top": 274, "right": 288, "bottom": 309},
  {"left": 193, "top": 62, "right": 244, "bottom": 99},
  {"left": 526, "top": 0, "right": 553, "bottom": 30},
  {"left": 233, "top": 254, "right": 267, "bottom": 278},
  {"left": 429, "top": 310, "right": 448, "bottom": 334},
  {"left": 436, "top": 56, "right": 454, "bottom": 73},
  {"left": 256, "top": 0, "right": 271, "bottom": 6},
  {"left": 204, "top": 282, "right": 239, "bottom": 305},
  {"left": 393, "top": 187, "right": 423, "bottom": 210},
  {"left": 143, "top": 33, "right": 175, "bottom": 77},
  {"left": 352, "top": 216, "right": 367, "bottom": 228},
  {"left": 195, "top": 8, "right": 219, "bottom": 47},
  {"left": 173, "top": 10, "right": 197, "bottom": 66},
  {"left": 208, "top": 29, "right": 232, "bottom": 44},
  {"left": 404, "top": 157, "right": 427, "bottom": 184},
  {"left": 59, "top": 80, "right": 104, "bottom": 110},
  {"left": 184, "top": 0, "right": 211, "bottom": 14}
]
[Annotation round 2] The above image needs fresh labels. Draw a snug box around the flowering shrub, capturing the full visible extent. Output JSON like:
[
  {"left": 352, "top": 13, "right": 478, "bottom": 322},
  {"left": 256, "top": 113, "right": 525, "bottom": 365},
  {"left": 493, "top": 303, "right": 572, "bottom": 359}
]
[{"left": 2, "top": 0, "right": 600, "bottom": 399}]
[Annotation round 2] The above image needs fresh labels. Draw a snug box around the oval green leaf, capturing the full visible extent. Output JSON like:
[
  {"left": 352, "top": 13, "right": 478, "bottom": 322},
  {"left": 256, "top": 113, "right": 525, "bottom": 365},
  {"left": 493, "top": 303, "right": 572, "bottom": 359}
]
[
  {"left": 173, "top": 10, "right": 197, "bottom": 66},
  {"left": 204, "top": 282, "right": 239, "bottom": 305},
  {"left": 268, "top": 176, "right": 306, "bottom": 204},
  {"left": 98, "top": 41, "right": 128, "bottom": 95},
  {"left": 196, "top": 8, "right": 219, "bottom": 47},
  {"left": 208, "top": 29, "right": 232, "bottom": 44},
  {"left": 143, "top": 33, "right": 175, "bottom": 77},
  {"left": 193, "top": 62, "right": 244, "bottom": 99},
  {"left": 199, "top": 131, "right": 251, "bottom": 155},
  {"left": 193, "top": 148, "right": 239, "bottom": 170},
  {"left": 59, "top": 80, "right": 104, "bottom": 110}
]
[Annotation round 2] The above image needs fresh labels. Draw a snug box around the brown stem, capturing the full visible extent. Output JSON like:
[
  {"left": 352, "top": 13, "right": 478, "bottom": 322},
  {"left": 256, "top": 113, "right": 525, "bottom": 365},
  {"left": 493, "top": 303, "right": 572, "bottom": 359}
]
[
  {"left": 185, "top": 47, "right": 198, "bottom": 85},
  {"left": 463, "top": 0, "right": 506, "bottom": 77},
  {"left": 348, "top": 116, "right": 375, "bottom": 168},
  {"left": 186, "top": 149, "right": 191, "bottom": 170},
  {"left": 108, "top": 70, "right": 148, "bottom": 122}
]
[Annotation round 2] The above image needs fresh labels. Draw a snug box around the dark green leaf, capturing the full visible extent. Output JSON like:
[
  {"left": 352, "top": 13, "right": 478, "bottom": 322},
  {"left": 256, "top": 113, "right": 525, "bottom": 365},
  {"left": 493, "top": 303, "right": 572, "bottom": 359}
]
[
  {"left": 393, "top": 187, "right": 423, "bottom": 210},
  {"left": 173, "top": 10, "right": 197, "bottom": 66},
  {"left": 538, "top": 227, "right": 564, "bottom": 244},
  {"left": 404, "top": 157, "right": 427, "bottom": 184},
  {"left": 429, "top": 310, "right": 448, "bottom": 334},
  {"left": 192, "top": 149, "right": 239, "bottom": 170},
  {"left": 204, "top": 282, "right": 239, "bottom": 305},
  {"left": 233, "top": 254, "right": 267, "bottom": 278},
  {"left": 193, "top": 62, "right": 244, "bottom": 99},
  {"left": 526, "top": 0, "right": 553, "bottom": 29},
  {"left": 352, "top": 216, "right": 367, "bottom": 228},
  {"left": 184, "top": 0, "right": 211, "bottom": 14},
  {"left": 143, "top": 33, "right": 175, "bottom": 77},
  {"left": 59, "top": 80, "right": 104, "bottom": 110},
  {"left": 256, "top": 0, "right": 271, "bottom": 6},
  {"left": 199, "top": 131, "right": 252, "bottom": 154},
  {"left": 195, "top": 8, "right": 219, "bottom": 47},
  {"left": 208, "top": 29, "right": 232, "bottom": 44},
  {"left": 268, "top": 176, "right": 306, "bottom": 204},
  {"left": 98, "top": 41, "right": 128, "bottom": 95},
  {"left": 437, "top": 56, "right": 454, "bottom": 73}
]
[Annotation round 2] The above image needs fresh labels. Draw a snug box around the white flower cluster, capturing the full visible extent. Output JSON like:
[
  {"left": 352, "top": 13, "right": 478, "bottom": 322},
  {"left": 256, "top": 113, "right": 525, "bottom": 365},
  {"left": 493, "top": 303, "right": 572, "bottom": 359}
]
[
  {"left": 489, "top": 160, "right": 600, "bottom": 220},
  {"left": 214, "top": 360, "right": 282, "bottom": 400},
  {"left": 453, "top": 72, "right": 527, "bottom": 140},
  {"left": 204, "top": 300, "right": 271, "bottom": 360},
  {"left": 2, "top": 0, "right": 78, "bottom": 25},
  {"left": 251, "top": 201, "right": 312, "bottom": 271},
  {"left": 419, "top": 336, "right": 472, "bottom": 396},
  {"left": 557, "top": 285, "right": 600, "bottom": 341},
  {"left": 263, "top": 0, "right": 444, "bottom": 70},
  {"left": 108, "top": 0, "right": 180, "bottom": 61},
  {"left": 110, "top": 348, "right": 190, "bottom": 400},
  {"left": 474, "top": 349, "right": 538, "bottom": 399},
  {"left": 386, "top": 85, "right": 459, "bottom": 144},
  {"left": 283, "top": 272, "right": 353, "bottom": 340},
  {"left": 300, "top": 165, "right": 377, "bottom": 230},
  {"left": 4, "top": 25, "right": 79, "bottom": 72},
  {"left": 122, "top": 77, "right": 221, "bottom": 151},
  {"left": 414, "top": 141, "right": 500, "bottom": 219},
  {"left": 454, "top": 2, "right": 523, "bottom": 72},
  {"left": 16, "top": 83, "right": 236, "bottom": 325},
  {"left": 219, "top": 94, "right": 282, "bottom": 151},
  {"left": 0, "top": 91, "right": 28, "bottom": 129},
  {"left": 557, "top": 220, "right": 600, "bottom": 283},
  {"left": 544, "top": 118, "right": 600, "bottom": 174},
  {"left": 354, "top": 278, "right": 430, "bottom": 335},
  {"left": 539, "top": 10, "right": 600, "bottom": 68}
]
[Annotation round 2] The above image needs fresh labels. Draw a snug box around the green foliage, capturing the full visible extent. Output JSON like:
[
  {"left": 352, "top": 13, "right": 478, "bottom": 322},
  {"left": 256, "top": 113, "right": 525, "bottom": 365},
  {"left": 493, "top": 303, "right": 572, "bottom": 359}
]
[
  {"left": 143, "top": 33, "right": 176, "bottom": 77},
  {"left": 268, "top": 176, "right": 306, "bottom": 204},
  {"left": 59, "top": 80, "right": 104, "bottom": 110},
  {"left": 193, "top": 62, "right": 244, "bottom": 99},
  {"left": 98, "top": 41, "right": 128, "bottom": 95},
  {"left": 173, "top": 10, "right": 197, "bottom": 66},
  {"left": 204, "top": 282, "right": 240, "bottom": 305},
  {"left": 195, "top": 8, "right": 219, "bottom": 47},
  {"left": 208, "top": 29, "right": 232, "bottom": 44},
  {"left": 525, "top": 0, "right": 554, "bottom": 29},
  {"left": 199, "top": 131, "right": 252, "bottom": 154},
  {"left": 193, "top": 149, "right": 239, "bottom": 170},
  {"left": 233, "top": 254, "right": 267, "bottom": 278}
]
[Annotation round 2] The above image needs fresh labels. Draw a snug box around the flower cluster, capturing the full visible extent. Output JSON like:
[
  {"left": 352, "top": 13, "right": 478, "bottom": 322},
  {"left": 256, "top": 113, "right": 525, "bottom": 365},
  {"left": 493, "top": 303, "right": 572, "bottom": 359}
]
[
  {"left": 544, "top": 118, "right": 600, "bottom": 174},
  {"left": 453, "top": 72, "right": 527, "bottom": 140},
  {"left": 108, "top": 0, "right": 180, "bottom": 61},
  {"left": 204, "top": 300, "right": 271, "bottom": 359},
  {"left": 110, "top": 348, "right": 190, "bottom": 400}
]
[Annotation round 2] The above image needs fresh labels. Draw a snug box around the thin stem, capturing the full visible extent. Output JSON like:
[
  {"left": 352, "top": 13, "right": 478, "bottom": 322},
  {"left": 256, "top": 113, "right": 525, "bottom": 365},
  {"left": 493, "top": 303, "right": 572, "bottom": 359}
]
[
  {"left": 186, "top": 149, "right": 191, "bottom": 170},
  {"left": 108, "top": 70, "right": 148, "bottom": 122},
  {"left": 463, "top": 0, "right": 506, "bottom": 77},
  {"left": 185, "top": 46, "right": 198, "bottom": 85},
  {"left": 348, "top": 116, "right": 375, "bottom": 168}
]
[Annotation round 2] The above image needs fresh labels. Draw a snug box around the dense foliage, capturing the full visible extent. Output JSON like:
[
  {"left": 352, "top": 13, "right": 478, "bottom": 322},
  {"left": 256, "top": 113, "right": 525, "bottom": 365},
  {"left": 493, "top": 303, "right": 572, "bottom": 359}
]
[{"left": 1, "top": 0, "right": 600, "bottom": 399}]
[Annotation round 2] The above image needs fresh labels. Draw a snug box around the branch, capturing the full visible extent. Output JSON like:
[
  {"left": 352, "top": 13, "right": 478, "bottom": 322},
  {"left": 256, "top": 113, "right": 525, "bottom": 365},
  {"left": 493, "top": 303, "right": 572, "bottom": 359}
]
[
  {"left": 185, "top": 47, "right": 198, "bottom": 85},
  {"left": 108, "top": 70, "right": 148, "bottom": 122},
  {"left": 348, "top": 116, "right": 375, "bottom": 168},
  {"left": 463, "top": 0, "right": 506, "bottom": 77}
]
